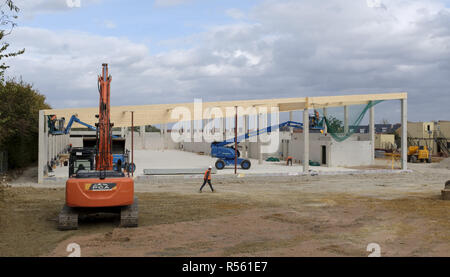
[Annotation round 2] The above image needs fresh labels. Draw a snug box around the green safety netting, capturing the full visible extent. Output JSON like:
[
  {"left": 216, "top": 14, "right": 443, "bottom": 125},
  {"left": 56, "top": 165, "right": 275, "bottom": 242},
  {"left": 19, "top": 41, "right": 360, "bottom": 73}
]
[{"left": 317, "top": 100, "right": 383, "bottom": 142}]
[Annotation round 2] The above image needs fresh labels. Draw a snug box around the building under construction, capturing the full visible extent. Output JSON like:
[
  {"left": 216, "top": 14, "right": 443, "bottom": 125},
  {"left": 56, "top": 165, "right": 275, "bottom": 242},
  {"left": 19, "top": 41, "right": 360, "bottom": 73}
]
[
  {"left": 396, "top": 121, "right": 450, "bottom": 157},
  {"left": 38, "top": 93, "right": 409, "bottom": 184}
]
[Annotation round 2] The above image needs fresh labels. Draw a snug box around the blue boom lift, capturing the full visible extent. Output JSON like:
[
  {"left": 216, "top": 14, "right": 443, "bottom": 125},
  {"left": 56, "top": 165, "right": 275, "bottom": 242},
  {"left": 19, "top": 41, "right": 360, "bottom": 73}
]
[
  {"left": 49, "top": 114, "right": 118, "bottom": 137},
  {"left": 211, "top": 118, "right": 324, "bottom": 170}
]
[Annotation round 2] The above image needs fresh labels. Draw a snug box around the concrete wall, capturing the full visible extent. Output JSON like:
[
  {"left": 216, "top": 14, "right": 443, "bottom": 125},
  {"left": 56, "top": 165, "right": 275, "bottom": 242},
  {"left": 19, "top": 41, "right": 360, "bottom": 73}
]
[
  {"left": 180, "top": 131, "right": 372, "bottom": 167},
  {"left": 69, "top": 131, "right": 180, "bottom": 151},
  {"left": 126, "top": 132, "right": 179, "bottom": 151},
  {"left": 408, "top": 122, "right": 435, "bottom": 138},
  {"left": 47, "top": 134, "right": 70, "bottom": 162},
  {"left": 181, "top": 141, "right": 211, "bottom": 154},
  {"left": 329, "top": 140, "right": 373, "bottom": 167},
  {"left": 288, "top": 133, "right": 373, "bottom": 167},
  {"left": 39, "top": 130, "right": 70, "bottom": 182},
  {"left": 69, "top": 137, "right": 84, "bottom": 148},
  {"left": 375, "top": 134, "right": 396, "bottom": 150},
  {"left": 438, "top": 121, "right": 450, "bottom": 138},
  {"left": 288, "top": 133, "right": 331, "bottom": 165},
  {"left": 246, "top": 133, "right": 290, "bottom": 160},
  {"left": 180, "top": 132, "right": 290, "bottom": 160}
]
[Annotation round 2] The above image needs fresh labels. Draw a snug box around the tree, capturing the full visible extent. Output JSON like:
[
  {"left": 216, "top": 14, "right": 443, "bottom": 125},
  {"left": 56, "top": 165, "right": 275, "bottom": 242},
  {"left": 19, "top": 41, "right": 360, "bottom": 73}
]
[
  {"left": 0, "top": 79, "right": 50, "bottom": 168},
  {"left": 0, "top": 2, "right": 42, "bottom": 170},
  {"left": 0, "top": 0, "right": 25, "bottom": 78},
  {"left": 145, "top": 125, "right": 160, "bottom": 132},
  {"left": 326, "top": 115, "right": 344, "bottom": 133}
]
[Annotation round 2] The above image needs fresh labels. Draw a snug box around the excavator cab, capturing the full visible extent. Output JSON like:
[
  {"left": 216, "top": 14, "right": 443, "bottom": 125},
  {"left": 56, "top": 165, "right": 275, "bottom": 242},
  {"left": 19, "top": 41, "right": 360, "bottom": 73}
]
[{"left": 68, "top": 147, "right": 95, "bottom": 177}]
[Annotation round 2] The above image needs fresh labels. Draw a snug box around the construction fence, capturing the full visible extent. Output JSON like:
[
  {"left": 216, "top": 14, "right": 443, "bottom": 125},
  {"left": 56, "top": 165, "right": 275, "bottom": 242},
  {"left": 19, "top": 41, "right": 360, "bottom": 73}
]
[{"left": 0, "top": 151, "right": 7, "bottom": 174}]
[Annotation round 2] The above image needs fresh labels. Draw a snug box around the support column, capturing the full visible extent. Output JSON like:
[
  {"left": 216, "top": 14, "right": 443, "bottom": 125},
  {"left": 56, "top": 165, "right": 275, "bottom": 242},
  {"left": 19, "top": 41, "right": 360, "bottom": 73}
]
[
  {"left": 289, "top": 111, "right": 294, "bottom": 135},
  {"left": 47, "top": 133, "right": 51, "bottom": 169},
  {"left": 140, "top": 126, "right": 145, "bottom": 149},
  {"left": 131, "top": 112, "right": 134, "bottom": 177},
  {"left": 210, "top": 118, "right": 215, "bottom": 136},
  {"left": 52, "top": 135, "right": 56, "bottom": 160},
  {"left": 370, "top": 105, "right": 375, "bottom": 162},
  {"left": 121, "top": 127, "right": 126, "bottom": 138},
  {"left": 48, "top": 135, "right": 51, "bottom": 161},
  {"left": 55, "top": 135, "right": 59, "bottom": 160},
  {"left": 66, "top": 134, "right": 69, "bottom": 152},
  {"left": 58, "top": 135, "right": 62, "bottom": 155},
  {"left": 401, "top": 99, "right": 408, "bottom": 170},
  {"left": 344, "top": 105, "right": 349, "bottom": 134},
  {"left": 63, "top": 135, "right": 66, "bottom": 152},
  {"left": 234, "top": 106, "right": 238, "bottom": 174},
  {"left": 288, "top": 111, "right": 294, "bottom": 160},
  {"left": 202, "top": 119, "right": 206, "bottom": 142},
  {"left": 222, "top": 117, "right": 227, "bottom": 141},
  {"left": 323, "top": 108, "right": 328, "bottom": 134},
  {"left": 38, "top": 111, "right": 45, "bottom": 184},
  {"left": 163, "top": 123, "right": 168, "bottom": 149},
  {"left": 191, "top": 120, "right": 195, "bottom": 142},
  {"left": 257, "top": 113, "right": 263, "bottom": 165},
  {"left": 303, "top": 109, "right": 310, "bottom": 172},
  {"left": 244, "top": 115, "right": 249, "bottom": 158},
  {"left": 159, "top": 124, "right": 164, "bottom": 150}
]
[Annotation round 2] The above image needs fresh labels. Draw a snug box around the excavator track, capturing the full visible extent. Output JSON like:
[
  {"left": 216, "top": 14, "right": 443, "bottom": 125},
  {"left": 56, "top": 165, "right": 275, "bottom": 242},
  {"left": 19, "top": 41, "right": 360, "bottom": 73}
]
[
  {"left": 58, "top": 205, "right": 78, "bottom": 230},
  {"left": 120, "top": 197, "right": 138, "bottom": 228}
]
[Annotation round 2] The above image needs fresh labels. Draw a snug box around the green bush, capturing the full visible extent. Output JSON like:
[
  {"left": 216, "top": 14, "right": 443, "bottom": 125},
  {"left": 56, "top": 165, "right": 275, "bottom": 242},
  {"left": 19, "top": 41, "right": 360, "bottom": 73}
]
[{"left": 0, "top": 79, "right": 50, "bottom": 168}]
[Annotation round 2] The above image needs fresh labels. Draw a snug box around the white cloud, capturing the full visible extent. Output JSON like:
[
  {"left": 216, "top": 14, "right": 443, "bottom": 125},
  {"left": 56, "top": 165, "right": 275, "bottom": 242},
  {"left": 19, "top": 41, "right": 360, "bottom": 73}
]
[
  {"left": 15, "top": 0, "right": 102, "bottom": 18},
  {"left": 103, "top": 20, "right": 116, "bottom": 29},
  {"left": 5, "top": 0, "right": 450, "bottom": 122},
  {"left": 366, "top": 0, "right": 386, "bottom": 9},
  {"left": 225, "top": 8, "right": 246, "bottom": 20},
  {"left": 154, "top": 0, "right": 192, "bottom": 7}
]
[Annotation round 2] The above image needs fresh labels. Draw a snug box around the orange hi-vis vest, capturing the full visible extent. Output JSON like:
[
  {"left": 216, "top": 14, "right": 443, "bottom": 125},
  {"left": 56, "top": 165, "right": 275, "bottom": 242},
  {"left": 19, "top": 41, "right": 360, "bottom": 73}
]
[{"left": 204, "top": 169, "right": 211, "bottom": 180}]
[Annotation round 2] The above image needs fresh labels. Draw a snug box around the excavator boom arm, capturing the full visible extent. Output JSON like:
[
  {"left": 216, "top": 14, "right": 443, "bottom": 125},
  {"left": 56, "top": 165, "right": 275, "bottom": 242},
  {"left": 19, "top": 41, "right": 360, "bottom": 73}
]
[{"left": 96, "top": 64, "right": 113, "bottom": 171}]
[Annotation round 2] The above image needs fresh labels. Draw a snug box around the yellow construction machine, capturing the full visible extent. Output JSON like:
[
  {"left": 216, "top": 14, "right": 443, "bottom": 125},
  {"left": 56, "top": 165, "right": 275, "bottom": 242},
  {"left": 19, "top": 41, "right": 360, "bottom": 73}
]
[{"left": 407, "top": 145, "right": 432, "bottom": 163}]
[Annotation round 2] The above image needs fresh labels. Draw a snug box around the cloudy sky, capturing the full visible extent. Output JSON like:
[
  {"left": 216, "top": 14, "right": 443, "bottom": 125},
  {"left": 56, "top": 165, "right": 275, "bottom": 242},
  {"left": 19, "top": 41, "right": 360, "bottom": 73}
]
[{"left": 4, "top": 0, "right": 450, "bottom": 123}]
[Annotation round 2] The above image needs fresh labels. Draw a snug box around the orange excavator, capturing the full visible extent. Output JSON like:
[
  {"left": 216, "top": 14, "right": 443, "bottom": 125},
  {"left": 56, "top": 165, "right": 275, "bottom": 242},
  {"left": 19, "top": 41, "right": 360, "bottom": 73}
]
[{"left": 58, "top": 64, "right": 138, "bottom": 230}]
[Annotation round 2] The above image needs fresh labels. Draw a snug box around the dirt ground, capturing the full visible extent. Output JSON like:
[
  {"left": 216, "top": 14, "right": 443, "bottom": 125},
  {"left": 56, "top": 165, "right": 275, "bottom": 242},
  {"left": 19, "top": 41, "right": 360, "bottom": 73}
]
[{"left": 0, "top": 161, "right": 449, "bottom": 257}]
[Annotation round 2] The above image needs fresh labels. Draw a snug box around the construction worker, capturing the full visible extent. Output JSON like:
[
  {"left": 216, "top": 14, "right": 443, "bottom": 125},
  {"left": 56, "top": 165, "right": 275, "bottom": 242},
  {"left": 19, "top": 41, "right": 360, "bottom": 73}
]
[
  {"left": 48, "top": 115, "right": 57, "bottom": 133},
  {"left": 287, "top": 156, "right": 293, "bottom": 166},
  {"left": 200, "top": 166, "right": 214, "bottom": 193}
]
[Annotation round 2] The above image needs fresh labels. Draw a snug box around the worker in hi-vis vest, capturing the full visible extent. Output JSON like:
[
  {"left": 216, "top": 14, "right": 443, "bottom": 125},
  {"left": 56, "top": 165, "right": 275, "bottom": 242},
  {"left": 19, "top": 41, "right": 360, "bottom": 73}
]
[
  {"left": 287, "top": 156, "right": 293, "bottom": 166},
  {"left": 199, "top": 166, "right": 214, "bottom": 192}
]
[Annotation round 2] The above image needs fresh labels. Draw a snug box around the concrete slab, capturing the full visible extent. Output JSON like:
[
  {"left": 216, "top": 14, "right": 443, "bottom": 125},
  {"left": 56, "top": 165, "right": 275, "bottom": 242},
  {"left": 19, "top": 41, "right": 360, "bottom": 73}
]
[
  {"left": 143, "top": 168, "right": 217, "bottom": 175},
  {"left": 44, "top": 149, "right": 406, "bottom": 183},
  {"left": 134, "top": 150, "right": 364, "bottom": 176}
]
